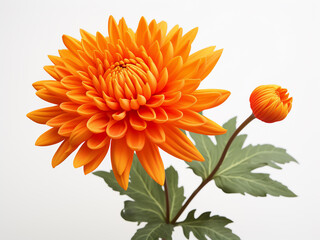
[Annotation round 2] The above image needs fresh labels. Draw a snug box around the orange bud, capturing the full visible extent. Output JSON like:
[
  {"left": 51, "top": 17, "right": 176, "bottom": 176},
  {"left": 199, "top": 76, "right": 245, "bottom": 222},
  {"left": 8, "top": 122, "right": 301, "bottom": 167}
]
[{"left": 250, "top": 85, "right": 292, "bottom": 123}]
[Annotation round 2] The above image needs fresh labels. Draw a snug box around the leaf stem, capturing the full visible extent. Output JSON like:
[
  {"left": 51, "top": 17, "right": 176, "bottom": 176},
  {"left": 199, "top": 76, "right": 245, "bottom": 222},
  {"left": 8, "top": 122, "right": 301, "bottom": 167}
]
[
  {"left": 164, "top": 179, "right": 170, "bottom": 224},
  {"left": 171, "top": 114, "right": 256, "bottom": 224}
]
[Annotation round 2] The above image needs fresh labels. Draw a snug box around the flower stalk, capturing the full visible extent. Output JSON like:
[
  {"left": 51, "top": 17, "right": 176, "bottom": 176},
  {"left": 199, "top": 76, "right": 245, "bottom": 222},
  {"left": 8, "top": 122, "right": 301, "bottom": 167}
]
[{"left": 170, "top": 113, "right": 256, "bottom": 224}]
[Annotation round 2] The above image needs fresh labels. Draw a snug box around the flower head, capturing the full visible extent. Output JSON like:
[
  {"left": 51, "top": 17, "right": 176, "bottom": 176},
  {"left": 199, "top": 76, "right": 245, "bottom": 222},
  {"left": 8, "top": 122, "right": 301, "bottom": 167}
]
[
  {"left": 250, "top": 84, "right": 292, "bottom": 123},
  {"left": 27, "top": 16, "right": 230, "bottom": 189}
]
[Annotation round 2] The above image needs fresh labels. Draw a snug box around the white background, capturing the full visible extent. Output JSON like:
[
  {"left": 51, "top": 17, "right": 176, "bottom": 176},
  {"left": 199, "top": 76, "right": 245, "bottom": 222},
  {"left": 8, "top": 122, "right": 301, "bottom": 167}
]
[{"left": 1, "top": 0, "right": 319, "bottom": 239}]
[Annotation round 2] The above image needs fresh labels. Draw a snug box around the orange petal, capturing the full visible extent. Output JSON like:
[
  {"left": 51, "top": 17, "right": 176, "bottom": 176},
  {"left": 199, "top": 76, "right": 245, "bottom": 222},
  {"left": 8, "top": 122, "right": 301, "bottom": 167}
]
[
  {"left": 35, "top": 128, "right": 64, "bottom": 146},
  {"left": 83, "top": 146, "right": 109, "bottom": 174},
  {"left": 106, "top": 119, "right": 128, "bottom": 139},
  {"left": 111, "top": 138, "right": 134, "bottom": 176},
  {"left": 166, "top": 56, "right": 183, "bottom": 78},
  {"left": 164, "top": 108, "right": 183, "bottom": 121},
  {"left": 87, "top": 113, "right": 110, "bottom": 133},
  {"left": 36, "top": 89, "right": 66, "bottom": 104},
  {"left": 161, "top": 41, "right": 174, "bottom": 67},
  {"left": 60, "top": 102, "right": 79, "bottom": 113},
  {"left": 66, "top": 90, "right": 90, "bottom": 104},
  {"left": 58, "top": 117, "right": 84, "bottom": 137},
  {"left": 27, "top": 106, "right": 62, "bottom": 124},
  {"left": 176, "top": 109, "right": 206, "bottom": 127},
  {"left": 93, "top": 97, "right": 110, "bottom": 111},
  {"left": 62, "top": 35, "right": 82, "bottom": 56},
  {"left": 73, "top": 143, "right": 105, "bottom": 168},
  {"left": 108, "top": 16, "right": 121, "bottom": 44},
  {"left": 138, "top": 106, "right": 156, "bottom": 121},
  {"left": 52, "top": 139, "right": 78, "bottom": 168},
  {"left": 48, "top": 55, "right": 64, "bottom": 66},
  {"left": 175, "top": 115, "right": 227, "bottom": 135},
  {"left": 32, "top": 80, "right": 57, "bottom": 91},
  {"left": 145, "top": 122, "right": 165, "bottom": 144},
  {"left": 181, "top": 79, "right": 201, "bottom": 93},
  {"left": 43, "top": 66, "right": 60, "bottom": 80},
  {"left": 187, "top": 46, "right": 216, "bottom": 62},
  {"left": 162, "top": 79, "right": 185, "bottom": 93},
  {"left": 146, "top": 95, "right": 164, "bottom": 108},
  {"left": 179, "top": 27, "right": 198, "bottom": 50},
  {"left": 158, "top": 126, "right": 204, "bottom": 162},
  {"left": 111, "top": 150, "right": 133, "bottom": 190},
  {"left": 174, "top": 94, "right": 197, "bottom": 109},
  {"left": 176, "top": 59, "right": 201, "bottom": 80},
  {"left": 69, "top": 120, "right": 93, "bottom": 146},
  {"left": 77, "top": 103, "right": 100, "bottom": 116},
  {"left": 198, "top": 49, "right": 223, "bottom": 80},
  {"left": 46, "top": 113, "right": 78, "bottom": 127},
  {"left": 136, "top": 139, "right": 165, "bottom": 185},
  {"left": 129, "top": 111, "right": 147, "bottom": 131},
  {"left": 96, "top": 31, "right": 108, "bottom": 52},
  {"left": 162, "top": 91, "right": 182, "bottom": 106},
  {"left": 112, "top": 111, "right": 126, "bottom": 121},
  {"left": 54, "top": 66, "right": 71, "bottom": 79},
  {"left": 126, "top": 127, "right": 145, "bottom": 151},
  {"left": 153, "top": 107, "right": 168, "bottom": 123},
  {"left": 156, "top": 68, "right": 168, "bottom": 92},
  {"left": 136, "top": 17, "right": 148, "bottom": 46},
  {"left": 87, "top": 133, "right": 110, "bottom": 149},
  {"left": 80, "top": 29, "right": 97, "bottom": 47},
  {"left": 61, "top": 76, "right": 83, "bottom": 90},
  {"left": 190, "top": 89, "right": 230, "bottom": 112}
]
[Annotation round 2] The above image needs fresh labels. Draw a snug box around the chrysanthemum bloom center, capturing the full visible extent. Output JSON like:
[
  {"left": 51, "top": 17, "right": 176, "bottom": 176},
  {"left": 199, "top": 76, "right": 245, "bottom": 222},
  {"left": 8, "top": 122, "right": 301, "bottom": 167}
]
[
  {"left": 102, "top": 57, "right": 155, "bottom": 111},
  {"left": 250, "top": 84, "right": 292, "bottom": 123},
  {"left": 28, "top": 16, "right": 231, "bottom": 190}
]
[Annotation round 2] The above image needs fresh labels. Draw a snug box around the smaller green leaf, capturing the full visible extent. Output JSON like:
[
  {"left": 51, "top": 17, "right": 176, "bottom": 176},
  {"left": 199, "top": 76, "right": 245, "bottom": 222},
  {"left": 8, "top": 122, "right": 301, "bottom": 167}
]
[
  {"left": 165, "top": 166, "right": 186, "bottom": 221},
  {"left": 187, "top": 132, "right": 218, "bottom": 179},
  {"left": 93, "top": 171, "right": 125, "bottom": 194},
  {"left": 132, "top": 223, "right": 173, "bottom": 240},
  {"left": 179, "top": 210, "right": 240, "bottom": 240},
  {"left": 215, "top": 172, "right": 296, "bottom": 197},
  {"left": 94, "top": 155, "right": 186, "bottom": 234},
  {"left": 93, "top": 155, "right": 166, "bottom": 223}
]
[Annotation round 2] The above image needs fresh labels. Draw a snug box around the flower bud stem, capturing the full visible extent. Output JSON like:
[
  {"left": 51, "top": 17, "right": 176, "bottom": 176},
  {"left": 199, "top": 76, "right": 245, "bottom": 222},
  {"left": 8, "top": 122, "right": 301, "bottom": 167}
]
[{"left": 170, "top": 113, "right": 256, "bottom": 224}]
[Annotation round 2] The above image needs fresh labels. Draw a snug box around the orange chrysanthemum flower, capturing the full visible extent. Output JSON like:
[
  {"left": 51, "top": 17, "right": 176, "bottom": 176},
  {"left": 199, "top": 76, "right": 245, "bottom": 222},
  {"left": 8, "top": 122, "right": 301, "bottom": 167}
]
[
  {"left": 27, "top": 16, "right": 230, "bottom": 189},
  {"left": 250, "top": 84, "right": 292, "bottom": 123}
]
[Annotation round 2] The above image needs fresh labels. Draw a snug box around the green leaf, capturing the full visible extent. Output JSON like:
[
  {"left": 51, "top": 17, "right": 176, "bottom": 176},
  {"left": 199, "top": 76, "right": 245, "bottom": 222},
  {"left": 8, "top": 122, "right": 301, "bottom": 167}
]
[
  {"left": 165, "top": 166, "right": 186, "bottom": 221},
  {"left": 215, "top": 172, "right": 296, "bottom": 197},
  {"left": 132, "top": 223, "right": 174, "bottom": 240},
  {"left": 179, "top": 210, "right": 240, "bottom": 240},
  {"left": 187, "top": 132, "right": 219, "bottom": 179},
  {"left": 187, "top": 117, "right": 297, "bottom": 197},
  {"left": 93, "top": 155, "right": 186, "bottom": 223},
  {"left": 93, "top": 155, "right": 166, "bottom": 223}
]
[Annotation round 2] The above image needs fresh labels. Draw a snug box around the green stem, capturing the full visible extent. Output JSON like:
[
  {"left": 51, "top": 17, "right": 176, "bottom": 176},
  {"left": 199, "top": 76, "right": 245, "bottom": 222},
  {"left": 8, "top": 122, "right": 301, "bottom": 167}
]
[{"left": 171, "top": 114, "right": 256, "bottom": 224}]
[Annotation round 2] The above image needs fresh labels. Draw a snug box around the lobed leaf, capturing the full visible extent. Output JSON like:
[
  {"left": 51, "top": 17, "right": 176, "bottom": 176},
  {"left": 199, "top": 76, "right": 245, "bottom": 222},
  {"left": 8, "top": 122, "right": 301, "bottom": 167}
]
[
  {"left": 94, "top": 155, "right": 186, "bottom": 227},
  {"left": 187, "top": 117, "right": 297, "bottom": 197},
  {"left": 165, "top": 166, "right": 186, "bottom": 221},
  {"left": 94, "top": 155, "right": 166, "bottom": 223},
  {"left": 179, "top": 210, "right": 240, "bottom": 240},
  {"left": 132, "top": 223, "right": 174, "bottom": 240}
]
